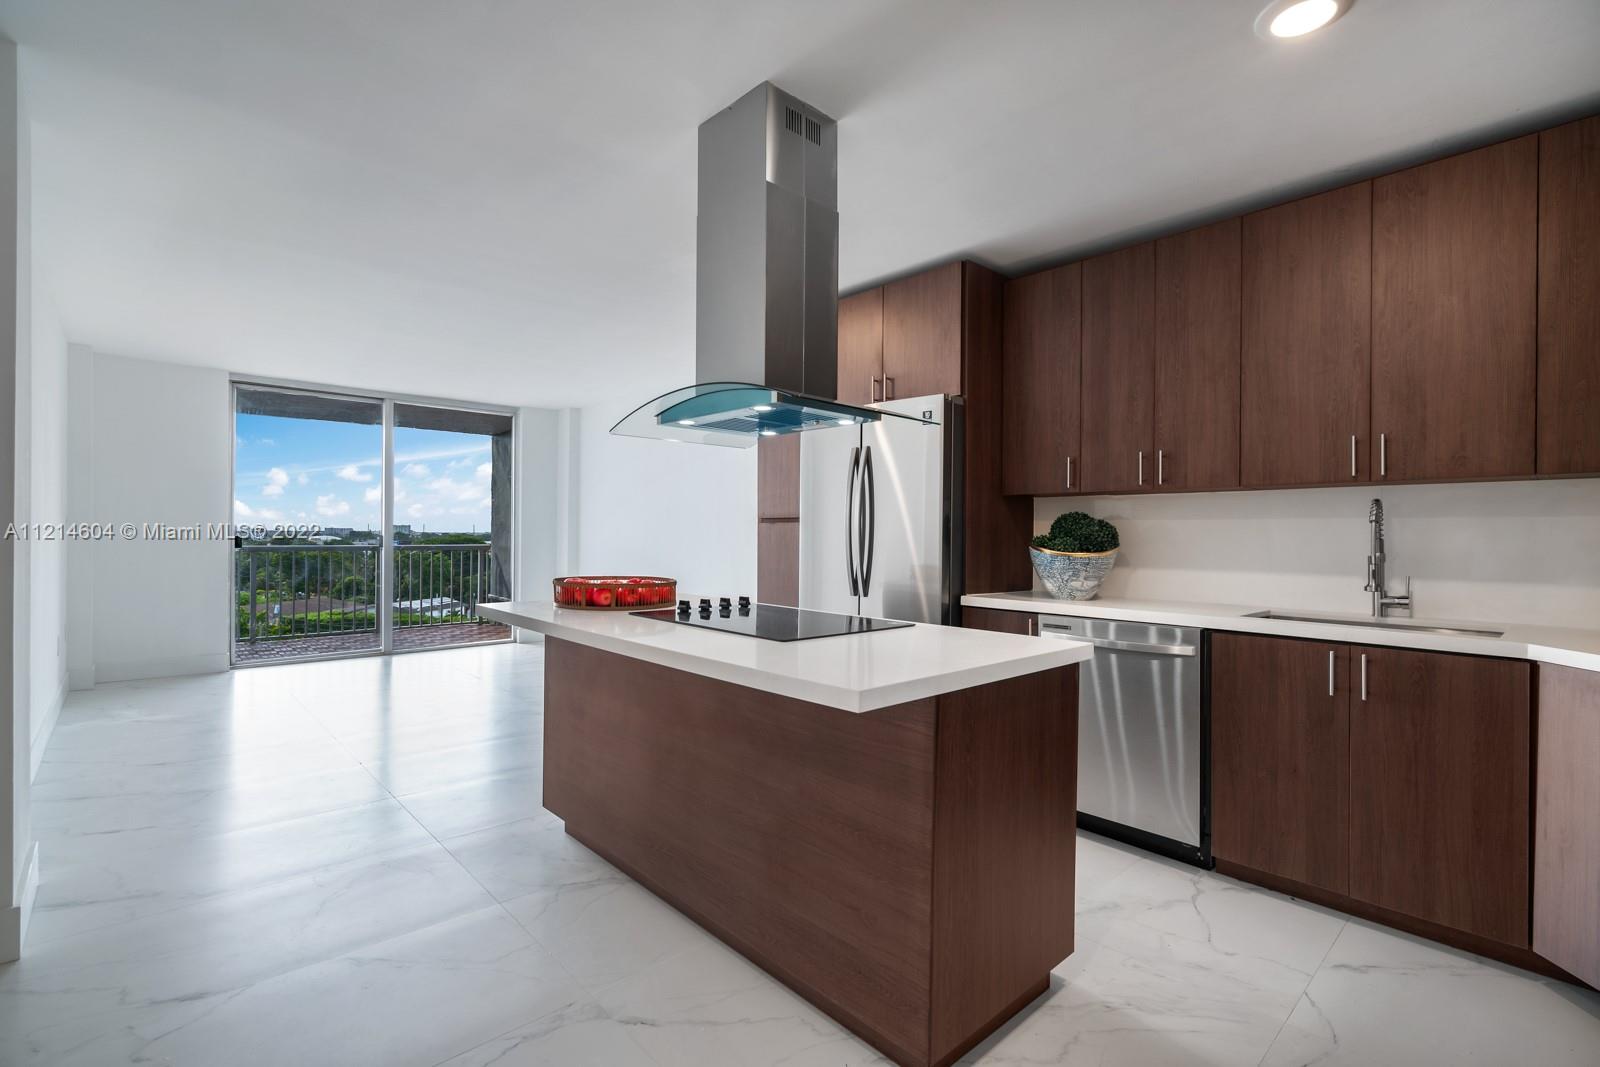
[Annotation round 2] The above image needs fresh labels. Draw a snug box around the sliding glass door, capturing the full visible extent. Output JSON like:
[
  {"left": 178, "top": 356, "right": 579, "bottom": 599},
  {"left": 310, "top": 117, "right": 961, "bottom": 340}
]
[
  {"left": 390, "top": 403, "right": 514, "bottom": 651},
  {"left": 231, "top": 383, "right": 514, "bottom": 665}
]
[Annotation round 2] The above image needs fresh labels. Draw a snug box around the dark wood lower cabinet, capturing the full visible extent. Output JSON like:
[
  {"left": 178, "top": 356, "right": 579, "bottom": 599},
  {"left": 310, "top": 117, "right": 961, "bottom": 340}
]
[
  {"left": 1211, "top": 634, "right": 1349, "bottom": 895},
  {"left": 1211, "top": 632, "right": 1554, "bottom": 970},
  {"left": 544, "top": 637, "right": 1078, "bottom": 1066},
  {"left": 1348, "top": 645, "right": 1531, "bottom": 946},
  {"left": 961, "top": 605, "right": 1035, "bottom": 635},
  {"left": 1534, "top": 664, "right": 1600, "bottom": 988}
]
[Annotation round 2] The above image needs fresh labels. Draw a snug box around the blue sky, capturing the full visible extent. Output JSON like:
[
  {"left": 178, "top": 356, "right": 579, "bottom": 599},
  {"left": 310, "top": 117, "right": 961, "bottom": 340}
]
[{"left": 234, "top": 414, "right": 495, "bottom": 533}]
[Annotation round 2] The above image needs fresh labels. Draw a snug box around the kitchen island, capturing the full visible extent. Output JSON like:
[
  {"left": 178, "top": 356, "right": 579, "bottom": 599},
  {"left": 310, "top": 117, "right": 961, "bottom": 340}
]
[{"left": 478, "top": 602, "right": 1092, "bottom": 1067}]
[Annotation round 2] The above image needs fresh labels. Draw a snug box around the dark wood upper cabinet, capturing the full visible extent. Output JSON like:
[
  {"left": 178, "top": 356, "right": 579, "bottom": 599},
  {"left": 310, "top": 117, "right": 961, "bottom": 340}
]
[
  {"left": 1372, "top": 136, "right": 1538, "bottom": 482},
  {"left": 1002, "top": 265, "right": 1082, "bottom": 496},
  {"left": 1211, "top": 633, "right": 1350, "bottom": 895},
  {"left": 883, "top": 262, "right": 964, "bottom": 400},
  {"left": 1348, "top": 646, "right": 1531, "bottom": 946},
  {"left": 1538, "top": 115, "right": 1600, "bottom": 476},
  {"left": 1534, "top": 664, "right": 1600, "bottom": 988},
  {"left": 1081, "top": 242, "right": 1155, "bottom": 494},
  {"left": 757, "top": 434, "right": 800, "bottom": 520},
  {"left": 1155, "top": 219, "right": 1241, "bottom": 491},
  {"left": 1241, "top": 183, "right": 1372, "bottom": 488},
  {"left": 838, "top": 288, "right": 885, "bottom": 406}
]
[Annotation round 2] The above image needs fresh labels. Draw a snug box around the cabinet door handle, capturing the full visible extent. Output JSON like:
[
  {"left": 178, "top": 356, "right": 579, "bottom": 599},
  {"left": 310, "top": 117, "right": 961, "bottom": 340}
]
[
  {"left": 1157, "top": 449, "right": 1165, "bottom": 486},
  {"left": 1350, "top": 434, "right": 1357, "bottom": 479},
  {"left": 1328, "top": 650, "right": 1336, "bottom": 696},
  {"left": 1360, "top": 653, "right": 1368, "bottom": 701},
  {"left": 1379, "top": 433, "right": 1387, "bottom": 478},
  {"left": 1137, "top": 450, "right": 1144, "bottom": 486},
  {"left": 884, "top": 376, "right": 895, "bottom": 400},
  {"left": 1066, "top": 456, "right": 1073, "bottom": 490},
  {"left": 1028, "top": 616, "right": 1037, "bottom": 636},
  {"left": 870, "top": 375, "right": 881, "bottom": 403}
]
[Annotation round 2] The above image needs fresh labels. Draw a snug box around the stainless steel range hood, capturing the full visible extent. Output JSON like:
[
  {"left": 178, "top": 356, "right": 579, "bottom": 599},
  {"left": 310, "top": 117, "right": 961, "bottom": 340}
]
[{"left": 612, "top": 83, "right": 926, "bottom": 448}]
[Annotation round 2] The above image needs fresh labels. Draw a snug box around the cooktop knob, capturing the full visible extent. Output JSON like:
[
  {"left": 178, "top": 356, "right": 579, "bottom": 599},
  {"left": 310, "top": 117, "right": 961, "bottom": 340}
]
[
  {"left": 718, "top": 597, "right": 732, "bottom": 610},
  {"left": 698, "top": 597, "right": 711, "bottom": 611},
  {"left": 737, "top": 595, "right": 751, "bottom": 609},
  {"left": 677, "top": 599, "right": 691, "bottom": 615}
]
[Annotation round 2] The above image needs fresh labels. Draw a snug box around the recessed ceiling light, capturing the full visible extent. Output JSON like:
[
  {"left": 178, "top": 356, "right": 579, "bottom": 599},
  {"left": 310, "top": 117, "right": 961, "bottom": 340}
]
[{"left": 1255, "top": 0, "right": 1350, "bottom": 39}]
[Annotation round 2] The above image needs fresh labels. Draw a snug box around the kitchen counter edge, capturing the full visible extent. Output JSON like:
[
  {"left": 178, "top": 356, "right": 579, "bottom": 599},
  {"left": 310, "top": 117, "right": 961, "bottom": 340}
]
[
  {"left": 961, "top": 591, "right": 1600, "bottom": 675},
  {"left": 480, "top": 601, "right": 1092, "bottom": 713}
]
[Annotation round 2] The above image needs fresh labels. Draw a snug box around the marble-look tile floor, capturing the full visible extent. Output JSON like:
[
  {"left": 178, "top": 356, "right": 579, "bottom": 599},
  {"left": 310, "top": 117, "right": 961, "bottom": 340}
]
[{"left": 2, "top": 643, "right": 1596, "bottom": 1066}]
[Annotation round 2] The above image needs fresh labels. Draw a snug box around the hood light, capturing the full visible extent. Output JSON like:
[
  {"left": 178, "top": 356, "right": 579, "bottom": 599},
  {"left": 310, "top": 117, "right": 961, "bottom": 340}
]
[
  {"left": 677, "top": 419, "right": 696, "bottom": 426},
  {"left": 835, "top": 418, "right": 853, "bottom": 426},
  {"left": 759, "top": 429, "right": 778, "bottom": 437},
  {"left": 1255, "top": 0, "right": 1349, "bottom": 39},
  {"left": 752, "top": 404, "right": 774, "bottom": 412}
]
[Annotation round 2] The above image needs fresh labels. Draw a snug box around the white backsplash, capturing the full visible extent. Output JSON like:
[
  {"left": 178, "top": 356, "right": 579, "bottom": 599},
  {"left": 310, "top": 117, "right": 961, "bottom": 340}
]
[{"left": 1031, "top": 479, "right": 1600, "bottom": 630}]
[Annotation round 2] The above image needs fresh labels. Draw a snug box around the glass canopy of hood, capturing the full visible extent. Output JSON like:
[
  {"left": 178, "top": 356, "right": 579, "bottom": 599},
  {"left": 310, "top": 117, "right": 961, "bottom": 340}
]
[{"left": 610, "top": 383, "right": 931, "bottom": 448}]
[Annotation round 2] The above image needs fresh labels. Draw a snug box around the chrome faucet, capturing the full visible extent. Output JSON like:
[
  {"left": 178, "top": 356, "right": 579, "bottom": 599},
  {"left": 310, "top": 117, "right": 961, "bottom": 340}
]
[{"left": 1363, "top": 498, "right": 1412, "bottom": 618}]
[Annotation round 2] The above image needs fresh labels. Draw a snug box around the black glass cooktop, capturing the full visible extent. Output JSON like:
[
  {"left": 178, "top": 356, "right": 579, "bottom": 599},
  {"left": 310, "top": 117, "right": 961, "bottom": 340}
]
[{"left": 633, "top": 604, "right": 912, "bottom": 642}]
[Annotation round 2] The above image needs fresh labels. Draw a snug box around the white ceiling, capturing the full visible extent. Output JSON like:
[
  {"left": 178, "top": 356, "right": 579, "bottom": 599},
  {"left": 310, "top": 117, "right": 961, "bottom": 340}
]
[{"left": 6, "top": 0, "right": 1599, "bottom": 409}]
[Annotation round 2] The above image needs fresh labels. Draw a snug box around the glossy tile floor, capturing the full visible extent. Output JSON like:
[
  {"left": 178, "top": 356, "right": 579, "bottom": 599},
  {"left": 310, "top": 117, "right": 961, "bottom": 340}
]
[{"left": 3, "top": 643, "right": 1597, "bottom": 1066}]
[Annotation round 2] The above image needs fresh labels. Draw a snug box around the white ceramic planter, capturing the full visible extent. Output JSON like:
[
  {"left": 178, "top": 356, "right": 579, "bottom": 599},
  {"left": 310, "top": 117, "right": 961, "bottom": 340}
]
[{"left": 1030, "top": 546, "right": 1118, "bottom": 601}]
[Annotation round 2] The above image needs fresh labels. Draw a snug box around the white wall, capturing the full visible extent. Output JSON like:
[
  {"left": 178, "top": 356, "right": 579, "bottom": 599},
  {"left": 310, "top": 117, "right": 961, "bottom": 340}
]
[
  {"left": 26, "top": 262, "right": 65, "bottom": 777},
  {"left": 573, "top": 397, "right": 757, "bottom": 596},
  {"left": 514, "top": 406, "right": 576, "bottom": 609},
  {"left": 1033, "top": 479, "right": 1600, "bottom": 629},
  {"left": 1, "top": 32, "right": 38, "bottom": 962},
  {"left": 69, "top": 351, "right": 231, "bottom": 683}
]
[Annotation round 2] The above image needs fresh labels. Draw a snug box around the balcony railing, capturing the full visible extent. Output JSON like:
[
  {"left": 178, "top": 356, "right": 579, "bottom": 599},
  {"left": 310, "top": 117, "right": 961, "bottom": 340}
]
[{"left": 234, "top": 543, "right": 509, "bottom": 660}]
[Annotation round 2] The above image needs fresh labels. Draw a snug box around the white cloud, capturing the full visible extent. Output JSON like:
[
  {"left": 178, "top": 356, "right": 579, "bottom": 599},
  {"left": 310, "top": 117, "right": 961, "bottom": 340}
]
[
  {"left": 235, "top": 499, "right": 283, "bottom": 522},
  {"left": 363, "top": 486, "right": 382, "bottom": 504},
  {"left": 296, "top": 471, "right": 309, "bottom": 485},
  {"left": 402, "top": 463, "right": 431, "bottom": 479},
  {"left": 262, "top": 467, "right": 289, "bottom": 497},
  {"left": 336, "top": 464, "right": 373, "bottom": 483},
  {"left": 406, "top": 503, "right": 426, "bottom": 518},
  {"left": 474, "top": 462, "right": 492, "bottom": 481},
  {"left": 315, "top": 494, "right": 351, "bottom": 517}
]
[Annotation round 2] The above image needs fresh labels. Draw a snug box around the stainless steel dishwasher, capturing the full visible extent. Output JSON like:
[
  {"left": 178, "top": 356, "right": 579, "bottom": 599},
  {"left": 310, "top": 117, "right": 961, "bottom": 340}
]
[{"left": 1039, "top": 615, "right": 1209, "bottom": 866}]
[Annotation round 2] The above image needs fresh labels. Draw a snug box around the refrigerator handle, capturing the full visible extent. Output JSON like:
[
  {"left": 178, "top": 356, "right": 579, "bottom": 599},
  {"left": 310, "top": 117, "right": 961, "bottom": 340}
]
[
  {"left": 845, "top": 446, "right": 861, "bottom": 596},
  {"left": 860, "top": 445, "right": 876, "bottom": 596}
]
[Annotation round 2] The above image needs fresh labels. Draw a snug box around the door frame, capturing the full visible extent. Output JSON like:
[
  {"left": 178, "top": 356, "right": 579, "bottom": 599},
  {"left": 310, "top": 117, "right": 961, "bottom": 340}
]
[{"left": 228, "top": 375, "right": 519, "bottom": 668}]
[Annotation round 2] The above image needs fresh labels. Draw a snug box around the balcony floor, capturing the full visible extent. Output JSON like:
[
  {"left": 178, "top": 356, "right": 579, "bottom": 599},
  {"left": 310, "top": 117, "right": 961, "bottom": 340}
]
[{"left": 233, "top": 621, "right": 512, "bottom": 663}]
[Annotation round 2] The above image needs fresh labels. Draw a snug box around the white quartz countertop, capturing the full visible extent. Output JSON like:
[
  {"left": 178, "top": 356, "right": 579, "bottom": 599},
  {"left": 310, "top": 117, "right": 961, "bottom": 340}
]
[
  {"left": 479, "top": 601, "right": 1093, "bottom": 713},
  {"left": 961, "top": 591, "right": 1600, "bottom": 674}
]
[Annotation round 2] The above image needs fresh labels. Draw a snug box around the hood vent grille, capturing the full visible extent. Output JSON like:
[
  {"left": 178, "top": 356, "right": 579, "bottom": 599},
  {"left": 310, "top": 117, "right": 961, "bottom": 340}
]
[{"left": 784, "top": 106, "right": 824, "bottom": 145}]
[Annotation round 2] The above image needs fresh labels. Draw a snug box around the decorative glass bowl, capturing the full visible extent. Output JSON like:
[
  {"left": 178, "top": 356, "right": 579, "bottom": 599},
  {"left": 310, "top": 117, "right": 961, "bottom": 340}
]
[{"left": 553, "top": 576, "right": 677, "bottom": 610}]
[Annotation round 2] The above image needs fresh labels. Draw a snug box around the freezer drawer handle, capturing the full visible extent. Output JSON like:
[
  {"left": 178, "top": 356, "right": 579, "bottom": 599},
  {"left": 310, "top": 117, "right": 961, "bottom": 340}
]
[{"left": 1039, "top": 627, "right": 1196, "bottom": 657}]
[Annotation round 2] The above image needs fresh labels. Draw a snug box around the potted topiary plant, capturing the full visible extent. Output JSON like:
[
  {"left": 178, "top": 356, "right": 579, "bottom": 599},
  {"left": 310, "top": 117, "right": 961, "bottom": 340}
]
[{"left": 1030, "top": 511, "right": 1120, "bottom": 600}]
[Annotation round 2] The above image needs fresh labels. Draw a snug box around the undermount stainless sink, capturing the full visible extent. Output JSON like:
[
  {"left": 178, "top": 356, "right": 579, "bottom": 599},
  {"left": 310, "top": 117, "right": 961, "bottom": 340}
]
[{"left": 1244, "top": 611, "right": 1504, "bottom": 638}]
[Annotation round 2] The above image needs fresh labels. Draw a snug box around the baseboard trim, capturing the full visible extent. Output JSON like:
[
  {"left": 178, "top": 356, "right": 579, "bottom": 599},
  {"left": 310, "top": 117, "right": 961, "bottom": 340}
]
[
  {"left": 67, "top": 666, "right": 95, "bottom": 691},
  {"left": 29, "top": 675, "right": 67, "bottom": 782},
  {"left": 1, "top": 842, "right": 40, "bottom": 962},
  {"left": 94, "top": 653, "right": 229, "bottom": 684}
]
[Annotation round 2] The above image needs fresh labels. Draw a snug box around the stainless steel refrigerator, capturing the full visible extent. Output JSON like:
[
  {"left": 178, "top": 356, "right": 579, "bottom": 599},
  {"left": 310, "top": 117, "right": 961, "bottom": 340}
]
[{"left": 797, "top": 395, "right": 962, "bottom": 624}]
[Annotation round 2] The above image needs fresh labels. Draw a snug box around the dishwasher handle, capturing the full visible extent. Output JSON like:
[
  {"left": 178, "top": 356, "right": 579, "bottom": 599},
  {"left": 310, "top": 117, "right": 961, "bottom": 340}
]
[{"left": 1038, "top": 626, "right": 1197, "bottom": 658}]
